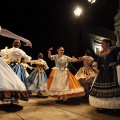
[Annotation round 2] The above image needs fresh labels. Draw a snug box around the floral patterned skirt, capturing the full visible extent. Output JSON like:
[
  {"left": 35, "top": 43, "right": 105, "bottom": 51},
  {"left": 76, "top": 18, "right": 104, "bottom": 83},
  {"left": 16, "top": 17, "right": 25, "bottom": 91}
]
[{"left": 75, "top": 66, "right": 98, "bottom": 81}]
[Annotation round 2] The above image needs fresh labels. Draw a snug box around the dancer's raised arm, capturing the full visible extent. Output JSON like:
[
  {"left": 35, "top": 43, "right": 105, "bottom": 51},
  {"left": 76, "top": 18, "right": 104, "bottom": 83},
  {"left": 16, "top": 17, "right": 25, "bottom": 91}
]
[{"left": 48, "top": 47, "right": 53, "bottom": 59}]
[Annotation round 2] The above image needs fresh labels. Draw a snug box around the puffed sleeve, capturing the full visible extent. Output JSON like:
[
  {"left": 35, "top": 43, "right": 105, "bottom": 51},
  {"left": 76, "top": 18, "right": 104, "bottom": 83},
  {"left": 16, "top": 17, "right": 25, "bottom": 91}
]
[
  {"left": 82, "top": 56, "right": 86, "bottom": 59},
  {"left": 51, "top": 54, "right": 56, "bottom": 60},
  {"left": 20, "top": 49, "right": 32, "bottom": 62},
  {"left": 66, "top": 56, "right": 72, "bottom": 62},
  {"left": 0, "top": 48, "right": 9, "bottom": 57}
]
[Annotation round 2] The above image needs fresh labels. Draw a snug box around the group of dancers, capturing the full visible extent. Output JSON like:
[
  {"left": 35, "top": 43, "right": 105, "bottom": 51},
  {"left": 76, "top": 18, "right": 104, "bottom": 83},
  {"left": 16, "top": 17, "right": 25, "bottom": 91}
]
[{"left": 0, "top": 26, "right": 120, "bottom": 112}]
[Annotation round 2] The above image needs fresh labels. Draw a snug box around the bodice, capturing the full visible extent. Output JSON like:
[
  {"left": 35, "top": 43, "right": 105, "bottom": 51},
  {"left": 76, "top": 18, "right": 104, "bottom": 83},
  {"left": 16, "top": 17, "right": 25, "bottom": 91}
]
[
  {"left": 52, "top": 54, "right": 71, "bottom": 68},
  {"left": 82, "top": 56, "right": 94, "bottom": 66},
  {"left": 31, "top": 59, "right": 49, "bottom": 70}
]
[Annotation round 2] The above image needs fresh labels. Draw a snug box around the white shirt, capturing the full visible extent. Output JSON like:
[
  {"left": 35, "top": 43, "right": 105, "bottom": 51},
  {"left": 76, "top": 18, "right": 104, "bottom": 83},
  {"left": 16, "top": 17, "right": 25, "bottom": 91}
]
[{"left": 0, "top": 47, "right": 31, "bottom": 62}]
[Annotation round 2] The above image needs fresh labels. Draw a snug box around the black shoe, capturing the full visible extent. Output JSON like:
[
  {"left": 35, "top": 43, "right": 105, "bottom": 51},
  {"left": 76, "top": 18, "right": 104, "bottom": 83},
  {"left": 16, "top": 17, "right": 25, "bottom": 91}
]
[
  {"left": 55, "top": 99, "right": 61, "bottom": 103},
  {"left": 96, "top": 108, "right": 105, "bottom": 113},
  {"left": 62, "top": 98, "right": 68, "bottom": 104},
  {"left": 113, "top": 109, "right": 120, "bottom": 114},
  {"left": 97, "top": 108, "right": 109, "bottom": 113},
  {"left": 37, "top": 93, "right": 42, "bottom": 97}
]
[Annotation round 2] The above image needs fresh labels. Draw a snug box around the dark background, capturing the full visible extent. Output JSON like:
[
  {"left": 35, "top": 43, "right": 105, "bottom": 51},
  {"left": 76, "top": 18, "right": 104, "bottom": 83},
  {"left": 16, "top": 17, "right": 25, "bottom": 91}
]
[{"left": 0, "top": 0, "right": 119, "bottom": 74}]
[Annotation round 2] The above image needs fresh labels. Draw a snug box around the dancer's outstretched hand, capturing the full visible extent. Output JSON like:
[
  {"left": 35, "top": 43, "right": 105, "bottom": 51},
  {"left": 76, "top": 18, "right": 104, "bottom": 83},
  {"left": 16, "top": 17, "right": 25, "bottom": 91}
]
[{"left": 49, "top": 47, "right": 53, "bottom": 51}]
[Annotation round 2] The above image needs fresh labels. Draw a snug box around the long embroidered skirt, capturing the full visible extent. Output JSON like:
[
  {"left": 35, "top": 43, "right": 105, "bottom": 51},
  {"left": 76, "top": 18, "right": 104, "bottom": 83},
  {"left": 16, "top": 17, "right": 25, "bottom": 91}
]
[{"left": 89, "top": 65, "right": 120, "bottom": 109}]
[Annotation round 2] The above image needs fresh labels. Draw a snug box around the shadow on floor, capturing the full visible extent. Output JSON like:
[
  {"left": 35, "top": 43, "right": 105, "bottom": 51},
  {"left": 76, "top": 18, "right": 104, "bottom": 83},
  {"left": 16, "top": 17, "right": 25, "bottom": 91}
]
[
  {"left": 55, "top": 96, "right": 89, "bottom": 106},
  {"left": 96, "top": 108, "right": 120, "bottom": 117},
  {"left": 30, "top": 94, "right": 49, "bottom": 99},
  {"left": 0, "top": 104, "right": 23, "bottom": 112},
  {"left": 36, "top": 100, "right": 54, "bottom": 106}
]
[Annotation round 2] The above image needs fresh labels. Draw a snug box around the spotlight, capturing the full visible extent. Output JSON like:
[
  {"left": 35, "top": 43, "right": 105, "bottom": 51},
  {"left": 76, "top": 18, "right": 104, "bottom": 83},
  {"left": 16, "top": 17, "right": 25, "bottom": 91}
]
[
  {"left": 88, "top": 0, "right": 96, "bottom": 4},
  {"left": 74, "top": 7, "right": 82, "bottom": 16}
]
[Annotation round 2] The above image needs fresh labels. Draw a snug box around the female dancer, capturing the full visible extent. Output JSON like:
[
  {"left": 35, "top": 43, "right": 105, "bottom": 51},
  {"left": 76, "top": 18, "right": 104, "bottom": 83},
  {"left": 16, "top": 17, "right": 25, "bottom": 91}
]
[
  {"left": 89, "top": 30, "right": 120, "bottom": 112},
  {"left": 21, "top": 57, "right": 33, "bottom": 78},
  {"left": 0, "top": 40, "right": 32, "bottom": 90},
  {"left": 75, "top": 50, "right": 98, "bottom": 97},
  {"left": 0, "top": 26, "right": 32, "bottom": 104},
  {"left": 27, "top": 53, "right": 49, "bottom": 97},
  {"left": 46, "top": 47, "right": 84, "bottom": 102}
]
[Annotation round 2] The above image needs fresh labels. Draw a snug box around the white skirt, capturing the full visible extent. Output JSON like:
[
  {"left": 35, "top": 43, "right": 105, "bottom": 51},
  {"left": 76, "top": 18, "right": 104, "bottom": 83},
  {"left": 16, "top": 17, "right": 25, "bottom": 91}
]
[{"left": 0, "top": 57, "right": 26, "bottom": 91}]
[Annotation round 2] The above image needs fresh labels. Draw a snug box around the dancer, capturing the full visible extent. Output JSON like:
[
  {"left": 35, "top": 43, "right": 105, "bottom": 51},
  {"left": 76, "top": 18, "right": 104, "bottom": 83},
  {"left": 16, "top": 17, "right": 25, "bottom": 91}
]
[
  {"left": 46, "top": 47, "right": 84, "bottom": 102},
  {"left": 0, "top": 40, "right": 32, "bottom": 89},
  {"left": 0, "top": 26, "right": 32, "bottom": 104},
  {"left": 21, "top": 57, "right": 33, "bottom": 78},
  {"left": 75, "top": 50, "right": 98, "bottom": 97},
  {"left": 89, "top": 30, "right": 120, "bottom": 112},
  {"left": 27, "top": 53, "right": 49, "bottom": 97}
]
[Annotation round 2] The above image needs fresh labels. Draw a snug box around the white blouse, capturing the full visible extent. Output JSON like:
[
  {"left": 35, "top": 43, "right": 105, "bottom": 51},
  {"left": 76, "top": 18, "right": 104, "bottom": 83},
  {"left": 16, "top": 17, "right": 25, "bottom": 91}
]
[
  {"left": 31, "top": 59, "right": 49, "bottom": 70},
  {"left": 0, "top": 47, "right": 31, "bottom": 62}
]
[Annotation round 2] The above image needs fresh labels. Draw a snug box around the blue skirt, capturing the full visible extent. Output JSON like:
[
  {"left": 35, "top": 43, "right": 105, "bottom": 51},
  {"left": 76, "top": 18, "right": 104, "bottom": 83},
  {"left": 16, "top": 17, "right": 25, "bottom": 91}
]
[
  {"left": 27, "top": 69, "right": 47, "bottom": 92},
  {"left": 9, "top": 63, "right": 28, "bottom": 90}
]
